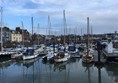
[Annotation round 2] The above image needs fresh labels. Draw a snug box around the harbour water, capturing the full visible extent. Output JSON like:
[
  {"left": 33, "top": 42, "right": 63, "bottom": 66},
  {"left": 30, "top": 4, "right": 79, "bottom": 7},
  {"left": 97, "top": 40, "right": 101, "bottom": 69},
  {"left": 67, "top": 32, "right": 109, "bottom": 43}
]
[{"left": 0, "top": 57, "right": 118, "bottom": 83}]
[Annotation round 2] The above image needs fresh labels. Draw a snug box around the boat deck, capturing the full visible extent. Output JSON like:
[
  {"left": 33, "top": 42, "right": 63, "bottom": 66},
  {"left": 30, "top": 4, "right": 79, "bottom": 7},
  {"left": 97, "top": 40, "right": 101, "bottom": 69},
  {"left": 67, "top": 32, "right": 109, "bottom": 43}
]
[
  {"left": 102, "top": 50, "right": 118, "bottom": 62},
  {"left": 0, "top": 52, "right": 13, "bottom": 55},
  {"left": 102, "top": 50, "right": 118, "bottom": 57}
]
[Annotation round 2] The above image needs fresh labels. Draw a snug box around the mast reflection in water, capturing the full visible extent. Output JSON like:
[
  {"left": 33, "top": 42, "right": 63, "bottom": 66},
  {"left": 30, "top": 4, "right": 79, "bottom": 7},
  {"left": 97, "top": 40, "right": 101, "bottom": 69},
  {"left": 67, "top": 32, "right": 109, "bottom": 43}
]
[{"left": 0, "top": 57, "right": 118, "bottom": 83}]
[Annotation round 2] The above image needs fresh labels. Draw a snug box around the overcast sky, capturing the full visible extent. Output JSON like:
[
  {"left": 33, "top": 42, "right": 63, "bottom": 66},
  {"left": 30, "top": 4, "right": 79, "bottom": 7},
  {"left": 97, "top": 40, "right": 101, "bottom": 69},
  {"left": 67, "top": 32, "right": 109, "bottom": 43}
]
[{"left": 0, "top": 0, "right": 118, "bottom": 35}]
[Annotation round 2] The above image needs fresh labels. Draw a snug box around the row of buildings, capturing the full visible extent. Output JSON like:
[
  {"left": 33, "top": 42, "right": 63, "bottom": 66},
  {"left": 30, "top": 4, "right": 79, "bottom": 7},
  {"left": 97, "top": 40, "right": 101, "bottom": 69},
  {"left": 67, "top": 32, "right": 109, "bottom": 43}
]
[
  {"left": 0, "top": 27, "right": 46, "bottom": 48},
  {"left": 0, "top": 26, "right": 118, "bottom": 47},
  {"left": 0, "top": 27, "right": 30, "bottom": 43}
]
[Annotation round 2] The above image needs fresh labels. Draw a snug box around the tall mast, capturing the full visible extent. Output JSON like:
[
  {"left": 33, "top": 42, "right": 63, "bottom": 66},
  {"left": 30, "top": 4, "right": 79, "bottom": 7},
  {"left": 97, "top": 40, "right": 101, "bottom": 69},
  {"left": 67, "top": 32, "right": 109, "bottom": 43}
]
[
  {"left": 87, "top": 17, "right": 90, "bottom": 56},
  {"left": 69, "top": 28, "right": 71, "bottom": 43},
  {"left": 31, "top": 17, "right": 33, "bottom": 46},
  {"left": 48, "top": 15, "right": 51, "bottom": 45},
  {"left": 63, "top": 10, "right": 67, "bottom": 46},
  {"left": 74, "top": 27, "right": 77, "bottom": 44},
  {"left": 91, "top": 25, "right": 93, "bottom": 44},
  {"left": 0, "top": 7, "right": 3, "bottom": 51},
  {"left": 48, "top": 15, "right": 51, "bottom": 37},
  {"left": 21, "top": 21, "right": 24, "bottom": 46},
  {"left": 76, "top": 27, "right": 77, "bottom": 44},
  {"left": 81, "top": 28, "right": 83, "bottom": 36},
  {"left": 81, "top": 28, "right": 83, "bottom": 40},
  {"left": 37, "top": 23, "right": 40, "bottom": 45}
]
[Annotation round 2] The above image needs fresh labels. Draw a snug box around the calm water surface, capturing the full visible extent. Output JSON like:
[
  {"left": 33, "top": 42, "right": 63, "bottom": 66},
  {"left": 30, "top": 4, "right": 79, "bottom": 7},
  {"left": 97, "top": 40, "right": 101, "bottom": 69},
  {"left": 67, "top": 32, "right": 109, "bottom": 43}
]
[{"left": 0, "top": 57, "right": 118, "bottom": 83}]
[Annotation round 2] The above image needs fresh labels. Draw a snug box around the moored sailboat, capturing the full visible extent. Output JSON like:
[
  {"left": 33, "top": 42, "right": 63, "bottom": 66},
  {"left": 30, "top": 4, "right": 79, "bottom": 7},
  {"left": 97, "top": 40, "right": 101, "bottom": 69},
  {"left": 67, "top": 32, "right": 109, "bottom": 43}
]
[
  {"left": 53, "top": 10, "right": 70, "bottom": 63},
  {"left": 22, "top": 17, "right": 39, "bottom": 60},
  {"left": 23, "top": 47, "right": 39, "bottom": 60},
  {"left": 82, "top": 17, "right": 94, "bottom": 63},
  {"left": 0, "top": 7, "right": 14, "bottom": 59},
  {"left": 54, "top": 51, "right": 70, "bottom": 62}
]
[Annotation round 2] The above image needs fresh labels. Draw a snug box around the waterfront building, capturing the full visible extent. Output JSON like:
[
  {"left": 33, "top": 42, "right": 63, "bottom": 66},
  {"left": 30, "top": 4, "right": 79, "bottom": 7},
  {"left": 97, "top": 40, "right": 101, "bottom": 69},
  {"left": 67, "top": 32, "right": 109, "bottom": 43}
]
[
  {"left": 11, "top": 30, "right": 22, "bottom": 42},
  {"left": 0, "top": 27, "right": 11, "bottom": 42},
  {"left": 22, "top": 29, "right": 30, "bottom": 42},
  {"left": 11, "top": 27, "right": 31, "bottom": 43}
]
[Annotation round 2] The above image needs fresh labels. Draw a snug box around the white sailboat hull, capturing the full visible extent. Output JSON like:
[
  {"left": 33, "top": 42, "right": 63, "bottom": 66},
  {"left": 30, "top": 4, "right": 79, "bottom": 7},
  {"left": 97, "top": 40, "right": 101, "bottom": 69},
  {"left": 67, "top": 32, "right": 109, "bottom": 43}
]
[
  {"left": 11, "top": 53, "right": 23, "bottom": 59},
  {"left": 54, "top": 53, "right": 70, "bottom": 62},
  {"left": 42, "top": 51, "right": 57, "bottom": 61},
  {"left": 23, "top": 53, "right": 39, "bottom": 60}
]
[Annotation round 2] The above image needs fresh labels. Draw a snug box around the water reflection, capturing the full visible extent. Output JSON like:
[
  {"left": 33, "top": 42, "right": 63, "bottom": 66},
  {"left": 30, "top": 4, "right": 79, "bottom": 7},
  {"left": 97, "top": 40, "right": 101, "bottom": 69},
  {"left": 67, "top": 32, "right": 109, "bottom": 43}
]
[
  {"left": 23, "top": 57, "right": 40, "bottom": 68},
  {"left": 0, "top": 60, "right": 13, "bottom": 68},
  {"left": 70, "top": 58, "right": 80, "bottom": 63},
  {"left": 82, "top": 63, "right": 94, "bottom": 83},
  {"left": 105, "top": 63, "right": 118, "bottom": 83},
  {"left": 98, "top": 66, "right": 102, "bottom": 83},
  {"left": 0, "top": 57, "right": 118, "bottom": 83},
  {"left": 53, "top": 62, "right": 68, "bottom": 72}
]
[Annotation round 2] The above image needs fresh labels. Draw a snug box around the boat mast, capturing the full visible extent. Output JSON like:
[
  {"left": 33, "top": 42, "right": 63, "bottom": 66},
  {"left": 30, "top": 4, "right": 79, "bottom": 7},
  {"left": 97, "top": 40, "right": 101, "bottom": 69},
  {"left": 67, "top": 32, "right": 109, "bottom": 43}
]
[
  {"left": 37, "top": 23, "right": 40, "bottom": 45},
  {"left": 91, "top": 25, "right": 93, "bottom": 44},
  {"left": 81, "top": 28, "right": 83, "bottom": 40},
  {"left": 0, "top": 7, "right": 3, "bottom": 51},
  {"left": 63, "top": 10, "right": 67, "bottom": 47},
  {"left": 48, "top": 15, "right": 51, "bottom": 44},
  {"left": 48, "top": 15, "right": 51, "bottom": 37},
  {"left": 21, "top": 21, "right": 24, "bottom": 46},
  {"left": 31, "top": 17, "right": 34, "bottom": 46},
  {"left": 69, "top": 28, "right": 71, "bottom": 44},
  {"left": 87, "top": 17, "right": 90, "bottom": 56},
  {"left": 74, "top": 27, "right": 77, "bottom": 44}
]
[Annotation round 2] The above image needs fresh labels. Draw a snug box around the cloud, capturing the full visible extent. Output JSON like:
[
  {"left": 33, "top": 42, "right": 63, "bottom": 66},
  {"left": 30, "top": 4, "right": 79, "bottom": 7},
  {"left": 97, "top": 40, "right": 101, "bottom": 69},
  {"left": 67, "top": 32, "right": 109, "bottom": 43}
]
[
  {"left": 31, "top": 0, "right": 67, "bottom": 5},
  {"left": 0, "top": 0, "right": 118, "bottom": 34}
]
